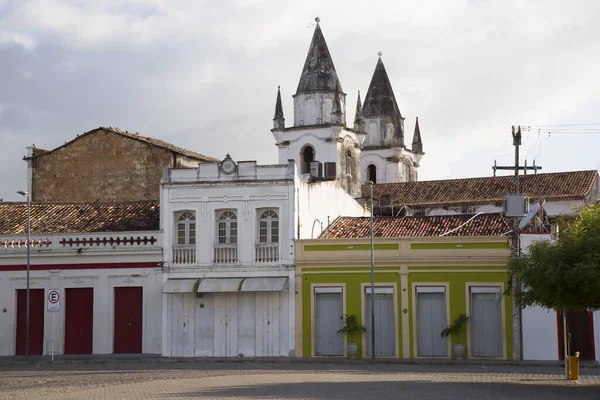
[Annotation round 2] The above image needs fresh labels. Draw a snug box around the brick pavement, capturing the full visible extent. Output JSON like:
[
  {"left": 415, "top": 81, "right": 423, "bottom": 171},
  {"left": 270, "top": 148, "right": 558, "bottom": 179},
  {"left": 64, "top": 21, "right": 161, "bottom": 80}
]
[{"left": 1, "top": 362, "right": 599, "bottom": 399}]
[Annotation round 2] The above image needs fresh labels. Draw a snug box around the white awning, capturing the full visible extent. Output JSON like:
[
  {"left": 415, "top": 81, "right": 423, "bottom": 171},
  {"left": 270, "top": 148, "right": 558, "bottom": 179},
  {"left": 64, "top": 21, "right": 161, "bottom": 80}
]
[
  {"left": 197, "top": 278, "right": 244, "bottom": 293},
  {"left": 162, "top": 279, "right": 199, "bottom": 293},
  {"left": 241, "top": 277, "right": 288, "bottom": 292}
]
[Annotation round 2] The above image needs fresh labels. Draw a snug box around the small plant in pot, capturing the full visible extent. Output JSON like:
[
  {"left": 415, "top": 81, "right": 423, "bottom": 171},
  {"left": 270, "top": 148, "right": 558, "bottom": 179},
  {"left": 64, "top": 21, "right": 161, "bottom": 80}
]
[
  {"left": 337, "top": 314, "right": 367, "bottom": 358},
  {"left": 440, "top": 313, "right": 470, "bottom": 359}
]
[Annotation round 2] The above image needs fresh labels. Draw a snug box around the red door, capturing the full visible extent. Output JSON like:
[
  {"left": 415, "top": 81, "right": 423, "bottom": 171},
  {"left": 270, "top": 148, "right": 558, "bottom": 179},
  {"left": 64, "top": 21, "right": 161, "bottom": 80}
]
[
  {"left": 16, "top": 289, "right": 45, "bottom": 355},
  {"left": 557, "top": 310, "right": 596, "bottom": 361},
  {"left": 113, "top": 287, "right": 143, "bottom": 354},
  {"left": 64, "top": 288, "right": 94, "bottom": 354}
]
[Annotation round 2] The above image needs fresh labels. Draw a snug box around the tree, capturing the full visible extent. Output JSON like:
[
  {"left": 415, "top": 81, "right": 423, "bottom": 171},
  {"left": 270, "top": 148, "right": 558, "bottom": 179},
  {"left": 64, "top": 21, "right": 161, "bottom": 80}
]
[{"left": 508, "top": 202, "right": 600, "bottom": 311}]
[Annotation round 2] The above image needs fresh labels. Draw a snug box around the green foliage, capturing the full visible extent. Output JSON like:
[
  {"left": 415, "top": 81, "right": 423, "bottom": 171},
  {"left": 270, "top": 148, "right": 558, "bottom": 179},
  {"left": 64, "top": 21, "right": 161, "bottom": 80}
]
[
  {"left": 508, "top": 202, "right": 600, "bottom": 311},
  {"left": 440, "top": 313, "right": 470, "bottom": 344},
  {"left": 337, "top": 314, "right": 367, "bottom": 344}
]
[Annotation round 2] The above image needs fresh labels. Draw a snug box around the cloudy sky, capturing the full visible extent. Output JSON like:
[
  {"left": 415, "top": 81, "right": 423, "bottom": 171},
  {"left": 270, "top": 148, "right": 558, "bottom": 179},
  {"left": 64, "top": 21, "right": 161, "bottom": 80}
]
[{"left": 1, "top": 0, "right": 600, "bottom": 201}]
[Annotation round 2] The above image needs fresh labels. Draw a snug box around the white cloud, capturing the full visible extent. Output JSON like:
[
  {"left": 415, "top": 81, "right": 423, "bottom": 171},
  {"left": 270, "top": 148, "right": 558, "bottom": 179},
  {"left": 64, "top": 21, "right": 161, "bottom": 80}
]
[{"left": 0, "top": 0, "right": 599, "bottom": 199}]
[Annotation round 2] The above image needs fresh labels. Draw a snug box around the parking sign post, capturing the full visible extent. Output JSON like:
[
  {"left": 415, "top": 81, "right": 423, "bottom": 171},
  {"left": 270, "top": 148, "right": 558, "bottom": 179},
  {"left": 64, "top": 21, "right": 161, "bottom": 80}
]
[{"left": 47, "top": 289, "right": 60, "bottom": 362}]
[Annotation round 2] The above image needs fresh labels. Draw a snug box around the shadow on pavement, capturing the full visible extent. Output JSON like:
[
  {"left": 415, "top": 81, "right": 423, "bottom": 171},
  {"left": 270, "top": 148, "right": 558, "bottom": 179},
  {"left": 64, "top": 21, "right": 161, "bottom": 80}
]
[{"left": 171, "top": 380, "right": 599, "bottom": 400}]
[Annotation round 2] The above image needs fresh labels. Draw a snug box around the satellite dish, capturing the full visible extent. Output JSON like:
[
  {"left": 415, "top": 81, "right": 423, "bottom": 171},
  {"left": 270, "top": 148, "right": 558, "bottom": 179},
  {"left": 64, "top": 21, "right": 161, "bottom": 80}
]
[{"left": 519, "top": 199, "right": 545, "bottom": 230}]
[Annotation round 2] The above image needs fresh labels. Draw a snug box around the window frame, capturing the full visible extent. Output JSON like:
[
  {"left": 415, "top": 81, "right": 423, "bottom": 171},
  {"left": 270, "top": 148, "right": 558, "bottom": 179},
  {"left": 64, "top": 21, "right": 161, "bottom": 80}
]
[
  {"left": 175, "top": 211, "right": 196, "bottom": 246},
  {"left": 216, "top": 210, "right": 238, "bottom": 245},
  {"left": 257, "top": 209, "right": 279, "bottom": 244}
]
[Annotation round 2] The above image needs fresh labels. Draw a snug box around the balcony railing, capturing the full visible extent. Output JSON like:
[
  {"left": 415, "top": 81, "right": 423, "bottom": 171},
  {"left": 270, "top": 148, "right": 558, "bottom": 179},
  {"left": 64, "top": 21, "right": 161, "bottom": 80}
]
[
  {"left": 214, "top": 245, "right": 238, "bottom": 264},
  {"left": 255, "top": 244, "right": 279, "bottom": 263},
  {"left": 173, "top": 246, "right": 196, "bottom": 265}
]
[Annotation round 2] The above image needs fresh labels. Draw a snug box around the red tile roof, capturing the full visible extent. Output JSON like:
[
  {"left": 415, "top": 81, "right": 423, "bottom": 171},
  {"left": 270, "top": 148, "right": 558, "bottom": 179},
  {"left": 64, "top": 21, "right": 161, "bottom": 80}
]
[
  {"left": 320, "top": 213, "right": 510, "bottom": 238},
  {"left": 363, "top": 170, "right": 598, "bottom": 208},
  {"left": 0, "top": 201, "right": 159, "bottom": 235}
]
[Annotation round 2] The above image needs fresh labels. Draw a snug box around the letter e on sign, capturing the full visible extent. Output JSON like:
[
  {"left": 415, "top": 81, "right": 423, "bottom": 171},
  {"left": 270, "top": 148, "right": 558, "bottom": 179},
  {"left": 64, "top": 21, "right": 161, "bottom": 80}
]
[{"left": 47, "top": 289, "right": 61, "bottom": 312}]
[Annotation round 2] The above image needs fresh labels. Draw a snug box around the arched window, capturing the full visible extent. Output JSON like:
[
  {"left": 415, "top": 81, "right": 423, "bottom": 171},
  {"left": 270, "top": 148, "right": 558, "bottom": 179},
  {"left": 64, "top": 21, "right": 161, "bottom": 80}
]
[
  {"left": 367, "top": 164, "right": 377, "bottom": 184},
  {"left": 301, "top": 145, "right": 315, "bottom": 174},
  {"left": 218, "top": 211, "right": 237, "bottom": 244},
  {"left": 176, "top": 212, "right": 196, "bottom": 245},
  {"left": 259, "top": 210, "right": 279, "bottom": 244}
]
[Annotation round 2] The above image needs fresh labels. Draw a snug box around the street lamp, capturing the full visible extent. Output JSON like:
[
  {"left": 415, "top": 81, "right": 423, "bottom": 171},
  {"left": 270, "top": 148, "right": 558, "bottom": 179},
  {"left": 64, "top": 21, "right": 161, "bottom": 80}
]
[
  {"left": 17, "top": 190, "right": 31, "bottom": 359},
  {"left": 367, "top": 181, "right": 375, "bottom": 361}
]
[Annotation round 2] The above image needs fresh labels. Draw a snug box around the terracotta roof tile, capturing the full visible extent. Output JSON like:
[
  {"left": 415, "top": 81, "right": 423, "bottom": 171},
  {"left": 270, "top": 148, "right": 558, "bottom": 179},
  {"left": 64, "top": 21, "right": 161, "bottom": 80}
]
[
  {"left": 320, "top": 213, "right": 510, "bottom": 238},
  {"left": 0, "top": 201, "right": 159, "bottom": 235},
  {"left": 362, "top": 170, "right": 598, "bottom": 207}
]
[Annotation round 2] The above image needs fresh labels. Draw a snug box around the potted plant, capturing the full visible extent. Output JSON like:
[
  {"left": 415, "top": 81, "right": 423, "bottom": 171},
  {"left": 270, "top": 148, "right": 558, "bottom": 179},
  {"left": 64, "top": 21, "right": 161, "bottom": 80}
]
[
  {"left": 337, "top": 314, "right": 367, "bottom": 358},
  {"left": 440, "top": 313, "right": 470, "bottom": 359}
]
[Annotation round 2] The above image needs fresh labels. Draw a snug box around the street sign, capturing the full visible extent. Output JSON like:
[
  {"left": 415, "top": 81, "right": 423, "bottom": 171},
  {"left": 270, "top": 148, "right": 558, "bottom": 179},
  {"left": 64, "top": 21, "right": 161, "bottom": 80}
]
[{"left": 47, "top": 289, "right": 60, "bottom": 312}]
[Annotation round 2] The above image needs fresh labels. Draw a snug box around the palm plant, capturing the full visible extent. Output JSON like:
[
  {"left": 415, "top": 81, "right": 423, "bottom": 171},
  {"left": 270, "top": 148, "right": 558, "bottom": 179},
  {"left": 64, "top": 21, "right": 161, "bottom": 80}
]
[
  {"left": 337, "top": 314, "right": 367, "bottom": 344},
  {"left": 440, "top": 313, "right": 470, "bottom": 344}
]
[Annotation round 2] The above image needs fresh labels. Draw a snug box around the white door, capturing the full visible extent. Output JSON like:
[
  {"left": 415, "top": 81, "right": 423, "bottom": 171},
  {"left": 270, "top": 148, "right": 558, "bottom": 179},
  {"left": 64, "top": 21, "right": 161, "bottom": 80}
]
[
  {"left": 470, "top": 287, "right": 503, "bottom": 357},
  {"left": 416, "top": 287, "right": 448, "bottom": 357},
  {"left": 365, "top": 287, "right": 396, "bottom": 356},
  {"left": 214, "top": 293, "right": 238, "bottom": 357},
  {"left": 255, "top": 292, "right": 281, "bottom": 357},
  {"left": 194, "top": 294, "right": 215, "bottom": 357},
  {"left": 314, "top": 288, "right": 344, "bottom": 356},
  {"left": 170, "top": 294, "right": 195, "bottom": 357}
]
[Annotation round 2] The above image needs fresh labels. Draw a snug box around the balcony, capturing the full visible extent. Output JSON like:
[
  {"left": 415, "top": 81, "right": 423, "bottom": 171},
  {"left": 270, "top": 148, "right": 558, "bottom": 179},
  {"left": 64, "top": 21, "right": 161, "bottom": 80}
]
[
  {"left": 255, "top": 244, "right": 279, "bottom": 263},
  {"left": 214, "top": 245, "right": 238, "bottom": 264},
  {"left": 172, "top": 246, "right": 196, "bottom": 265}
]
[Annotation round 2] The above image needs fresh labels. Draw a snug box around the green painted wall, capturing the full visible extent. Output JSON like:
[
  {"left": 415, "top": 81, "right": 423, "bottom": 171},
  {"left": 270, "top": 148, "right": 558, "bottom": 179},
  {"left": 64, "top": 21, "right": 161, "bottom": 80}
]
[
  {"left": 301, "top": 268, "right": 512, "bottom": 360},
  {"left": 301, "top": 272, "right": 401, "bottom": 358},
  {"left": 407, "top": 271, "right": 512, "bottom": 359},
  {"left": 304, "top": 243, "right": 398, "bottom": 251},
  {"left": 411, "top": 242, "right": 509, "bottom": 250}
]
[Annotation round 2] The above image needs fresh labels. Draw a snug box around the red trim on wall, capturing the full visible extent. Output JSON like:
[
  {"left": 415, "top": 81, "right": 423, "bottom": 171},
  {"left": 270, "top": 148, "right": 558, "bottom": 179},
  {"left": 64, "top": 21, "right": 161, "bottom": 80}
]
[
  {"left": 590, "top": 312, "right": 596, "bottom": 361},
  {"left": 0, "top": 262, "right": 160, "bottom": 272}
]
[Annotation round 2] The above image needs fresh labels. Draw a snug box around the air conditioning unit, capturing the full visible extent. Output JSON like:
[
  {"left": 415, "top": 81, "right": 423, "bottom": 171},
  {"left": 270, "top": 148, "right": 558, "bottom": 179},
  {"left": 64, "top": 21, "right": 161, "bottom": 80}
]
[
  {"left": 310, "top": 161, "right": 323, "bottom": 178},
  {"left": 324, "top": 162, "right": 336, "bottom": 178}
]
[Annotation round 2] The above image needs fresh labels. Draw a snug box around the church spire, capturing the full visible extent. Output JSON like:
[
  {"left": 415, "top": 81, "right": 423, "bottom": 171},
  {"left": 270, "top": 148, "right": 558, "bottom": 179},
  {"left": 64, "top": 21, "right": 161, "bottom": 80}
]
[
  {"left": 363, "top": 53, "right": 405, "bottom": 145},
  {"left": 412, "top": 116, "right": 423, "bottom": 154},
  {"left": 273, "top": 86, "right": 285, "bottom": 130},
  {"left": 353, "top": 90, "right": 365, "bottom": 132},
  {"left": 296, "top": 18, "right": 343, "bottom": 94}
]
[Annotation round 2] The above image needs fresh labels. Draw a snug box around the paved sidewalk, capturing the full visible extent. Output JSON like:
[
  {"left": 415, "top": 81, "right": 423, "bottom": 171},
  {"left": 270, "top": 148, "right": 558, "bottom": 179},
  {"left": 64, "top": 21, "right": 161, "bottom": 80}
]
[{"left": 1, "top": 361, "right": 599, "bottom": 399}]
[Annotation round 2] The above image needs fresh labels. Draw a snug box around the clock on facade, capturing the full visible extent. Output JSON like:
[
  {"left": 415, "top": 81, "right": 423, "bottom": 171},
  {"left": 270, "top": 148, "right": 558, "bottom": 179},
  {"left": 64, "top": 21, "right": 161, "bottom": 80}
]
[{"left": 220, "top": 154, "right": 237, "bottom": 175}]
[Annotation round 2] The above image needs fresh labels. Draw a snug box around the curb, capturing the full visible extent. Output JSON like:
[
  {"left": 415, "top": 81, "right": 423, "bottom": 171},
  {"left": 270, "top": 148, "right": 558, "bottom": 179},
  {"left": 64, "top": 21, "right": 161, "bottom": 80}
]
[{"left": 1, "top": 356, "right": 598, "bottom": 369}]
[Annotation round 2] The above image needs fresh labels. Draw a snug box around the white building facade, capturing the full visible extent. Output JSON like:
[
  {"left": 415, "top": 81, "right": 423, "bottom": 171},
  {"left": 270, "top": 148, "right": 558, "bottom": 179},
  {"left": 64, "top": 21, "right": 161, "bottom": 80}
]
[
  {"left": 0, "top": 220, "right": 163, "bottom": 357},
  {"left": 160, "top": 159, "right": 365, "bottom": 358}
]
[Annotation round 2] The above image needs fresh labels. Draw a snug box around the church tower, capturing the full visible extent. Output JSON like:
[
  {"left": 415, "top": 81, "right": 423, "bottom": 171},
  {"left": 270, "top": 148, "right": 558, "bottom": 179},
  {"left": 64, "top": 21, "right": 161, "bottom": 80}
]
[
  {"left": 272, "top": 18, "right": 365, "bottom": 197},
  {"left": 360, "top": 54, "right": 424, "bottom": 184}
]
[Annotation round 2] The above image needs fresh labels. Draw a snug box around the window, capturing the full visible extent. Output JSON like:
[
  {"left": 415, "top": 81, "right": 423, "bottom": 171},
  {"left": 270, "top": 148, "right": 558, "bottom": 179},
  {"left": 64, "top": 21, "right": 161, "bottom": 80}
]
[
  {"left": 217, "top": 211, "right": 237, "bottom": 245},
  {"left": 367, "top": 164, "right": 377, "bottom": 184},
  {"left": 301, "top": 145, "right": 315, "bottom": 174},
  {"left": 259, "top": 210, "right": 279, "bottom": 244},
  {"left": 176, "top": 212, "right": 196, "bottom": 245}
]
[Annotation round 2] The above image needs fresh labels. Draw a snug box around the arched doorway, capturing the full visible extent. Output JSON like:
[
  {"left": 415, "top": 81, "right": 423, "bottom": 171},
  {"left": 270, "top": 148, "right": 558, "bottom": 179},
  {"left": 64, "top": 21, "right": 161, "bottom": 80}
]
[
  {"left": 367, "top": 164, "right": 377, "bottom": 184},
  {"left": 301, "top": 145, "right": 315, "bottom": 174}
]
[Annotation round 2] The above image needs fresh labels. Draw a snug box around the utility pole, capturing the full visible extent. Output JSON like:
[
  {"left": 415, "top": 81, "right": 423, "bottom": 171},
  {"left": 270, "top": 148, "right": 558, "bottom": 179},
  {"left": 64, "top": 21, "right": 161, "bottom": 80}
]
[{"left": 492, "top": 126, "right": 542, "bottom": 363}]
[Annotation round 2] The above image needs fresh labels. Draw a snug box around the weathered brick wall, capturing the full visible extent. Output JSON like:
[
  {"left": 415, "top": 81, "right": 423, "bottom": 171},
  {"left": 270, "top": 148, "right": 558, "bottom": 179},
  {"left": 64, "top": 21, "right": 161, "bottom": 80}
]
[{"left": 32, "top": 129, "right": 199, "bottom": 202}]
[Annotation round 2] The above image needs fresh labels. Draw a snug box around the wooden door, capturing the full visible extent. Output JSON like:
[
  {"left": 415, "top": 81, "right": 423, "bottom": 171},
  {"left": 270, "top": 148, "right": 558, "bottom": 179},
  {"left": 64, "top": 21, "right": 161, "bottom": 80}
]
[
  {"left": 15, "top": 289, "right": 45, "bottom": 356},
  {"left": 314, "top": 289, "right": 343, "bottom": 356},
  {"left": 558, "top": 310, "right": 595, "bottom": 361},
  {"left": 416, "top": 290, "right": 448, "bottom": 357},
  {"left": 64, "top": 288, "right": 94, "bottom": 354},
  {"left": 365, "top": 288, "right": 396, "bottom": 356},
  {"left": 114, "top": 287, "right": 143, "bottom": 354}
]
